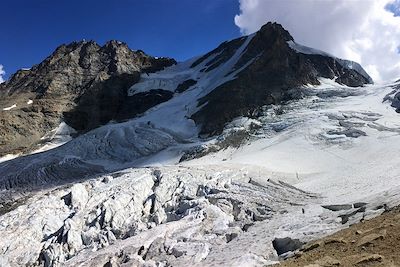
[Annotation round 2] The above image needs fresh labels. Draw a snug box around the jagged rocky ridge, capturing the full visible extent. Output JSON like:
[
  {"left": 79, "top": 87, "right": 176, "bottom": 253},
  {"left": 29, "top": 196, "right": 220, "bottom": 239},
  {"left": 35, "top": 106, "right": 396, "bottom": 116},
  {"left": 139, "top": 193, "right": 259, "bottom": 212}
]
[{"left": 0, "top": 40, "right": 175, "bottom": 156}]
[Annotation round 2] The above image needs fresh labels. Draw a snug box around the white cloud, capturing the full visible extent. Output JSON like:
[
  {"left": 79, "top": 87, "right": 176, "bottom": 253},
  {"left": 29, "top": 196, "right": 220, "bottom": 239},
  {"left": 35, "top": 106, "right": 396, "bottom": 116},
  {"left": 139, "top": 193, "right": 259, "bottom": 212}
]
[
  {"left": 0, "top": 65, "right": 5, "bottom": 84},
  {"left": 234, "top": 0, "right": 400, "bottom": 83}
]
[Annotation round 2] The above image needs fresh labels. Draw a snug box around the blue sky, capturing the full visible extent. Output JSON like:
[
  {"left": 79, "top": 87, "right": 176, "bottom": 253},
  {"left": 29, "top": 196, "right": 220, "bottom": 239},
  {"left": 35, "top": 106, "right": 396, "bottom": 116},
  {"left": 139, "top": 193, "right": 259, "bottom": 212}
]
[
  {"left": 1, "top": 0, "right": 240, "bottom": 80},
  {"left": 386, "top": 0, "right": 400, "bottom": 15},
  {"left": 2, "top": 0, "right": 400, "bottom": 83}
]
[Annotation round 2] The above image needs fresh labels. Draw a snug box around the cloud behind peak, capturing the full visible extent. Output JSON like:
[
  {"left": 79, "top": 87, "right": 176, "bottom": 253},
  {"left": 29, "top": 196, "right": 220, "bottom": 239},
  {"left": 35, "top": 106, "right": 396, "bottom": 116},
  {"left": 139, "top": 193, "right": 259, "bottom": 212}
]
[{"left": 234, "top": 0, "right": 400, "bottom": 83}]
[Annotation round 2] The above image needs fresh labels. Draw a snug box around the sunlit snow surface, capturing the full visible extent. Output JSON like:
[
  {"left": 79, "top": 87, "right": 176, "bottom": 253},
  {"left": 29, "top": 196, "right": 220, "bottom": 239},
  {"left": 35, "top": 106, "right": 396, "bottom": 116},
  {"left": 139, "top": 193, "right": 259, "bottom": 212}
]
[
  {"left": 2, "top": 104, "right": 17, "bottom": 111},
  {"left": 126, "top": 34, "right": 257, "bottom": 139},
  {"left": 32, "top": 122, "right": 77, "bottom": 154},
  {"left": 189, "top": 79, "right": 400, "bottom": 204},
  {"left": 0, "top": 122, "right": 77, "bottom": 163}
]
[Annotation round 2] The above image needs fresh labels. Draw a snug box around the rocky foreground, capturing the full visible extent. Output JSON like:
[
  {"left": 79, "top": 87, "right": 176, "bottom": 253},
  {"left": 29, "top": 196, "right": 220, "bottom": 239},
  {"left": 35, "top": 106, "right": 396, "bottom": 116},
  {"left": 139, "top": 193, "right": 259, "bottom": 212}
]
[{"left": 276, "top": 206, "right": 400, "bottom": 267}]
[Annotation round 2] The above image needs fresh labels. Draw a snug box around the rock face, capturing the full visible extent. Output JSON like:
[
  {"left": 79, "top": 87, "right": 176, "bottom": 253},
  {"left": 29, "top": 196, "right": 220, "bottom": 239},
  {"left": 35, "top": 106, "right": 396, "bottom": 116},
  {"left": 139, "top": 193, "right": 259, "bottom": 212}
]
[
  {"left": 0, "top": 40, "right": 175, "bottom": 156},
  {"left": 191, "top": 22, "right": 372, "bottom": 136},
  {"left": 383, "top": 80, "right": 400, "bottom": 112},
  {"left": 272, "top": 237, "right": 304, "bottom": 256}
]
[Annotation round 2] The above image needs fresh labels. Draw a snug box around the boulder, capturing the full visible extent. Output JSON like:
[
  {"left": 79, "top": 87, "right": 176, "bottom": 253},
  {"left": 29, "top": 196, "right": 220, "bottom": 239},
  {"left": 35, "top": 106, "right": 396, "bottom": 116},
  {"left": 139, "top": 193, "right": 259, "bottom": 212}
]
[{"left": 272, "top": 237, "right": 304, "bottom": 255}]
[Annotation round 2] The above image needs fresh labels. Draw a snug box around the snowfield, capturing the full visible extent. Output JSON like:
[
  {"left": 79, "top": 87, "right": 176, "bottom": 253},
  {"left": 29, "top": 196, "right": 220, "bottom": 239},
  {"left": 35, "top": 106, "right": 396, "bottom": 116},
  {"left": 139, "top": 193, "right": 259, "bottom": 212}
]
[
  {"left": 2, "top": 104, "right": 17, "bottom": 111},
  {"left": 189, "top": 80, "right": 400, "bottom": 205},
  {"left": 1, "top": 74, "right": 400, "bottom": 265}
]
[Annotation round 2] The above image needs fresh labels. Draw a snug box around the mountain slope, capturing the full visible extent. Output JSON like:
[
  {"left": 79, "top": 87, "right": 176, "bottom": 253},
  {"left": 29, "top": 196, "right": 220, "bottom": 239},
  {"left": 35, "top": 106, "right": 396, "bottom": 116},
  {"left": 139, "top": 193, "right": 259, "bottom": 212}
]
[{"left": 130, "top": 22, "right": 373, "bottom": 136}]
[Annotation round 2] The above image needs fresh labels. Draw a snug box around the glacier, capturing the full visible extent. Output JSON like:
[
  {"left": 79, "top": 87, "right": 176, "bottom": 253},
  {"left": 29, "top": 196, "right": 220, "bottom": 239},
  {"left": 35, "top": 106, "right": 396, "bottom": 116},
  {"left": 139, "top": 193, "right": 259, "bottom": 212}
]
[{"left": 1, "top": 77, "right": 400, "bottom": 266}]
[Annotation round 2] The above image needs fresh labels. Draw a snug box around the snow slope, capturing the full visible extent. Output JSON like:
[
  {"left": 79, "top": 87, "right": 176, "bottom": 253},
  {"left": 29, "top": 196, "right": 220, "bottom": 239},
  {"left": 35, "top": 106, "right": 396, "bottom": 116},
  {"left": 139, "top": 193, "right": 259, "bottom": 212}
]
[
  {"left": 2, "top": 104, "right": 17, "bottom": 111},
  {"left": 0, "top": 122, "right": 76, "bottom": 163},
  {"left": 126, "top": 34, "right": 256, "bottom": 138}
]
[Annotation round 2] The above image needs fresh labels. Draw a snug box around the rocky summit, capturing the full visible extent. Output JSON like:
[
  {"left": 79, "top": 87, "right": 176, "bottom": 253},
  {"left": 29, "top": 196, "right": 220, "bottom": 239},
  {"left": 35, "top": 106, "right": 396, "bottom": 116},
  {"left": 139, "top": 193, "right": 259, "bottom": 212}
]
[{"left": 191, "top": 22, "right": 372, "bottom": 136}]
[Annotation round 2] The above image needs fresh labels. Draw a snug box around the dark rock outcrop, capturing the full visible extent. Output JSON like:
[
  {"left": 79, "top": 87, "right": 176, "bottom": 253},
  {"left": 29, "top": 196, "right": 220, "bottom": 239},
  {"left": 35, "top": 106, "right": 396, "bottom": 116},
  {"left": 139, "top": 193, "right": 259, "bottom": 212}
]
[
  {"left": 0, "top": 40, "right": 175, "bottom": 156},
  {"left": 273, "top": 237, "right": 304, "bottom": 256},
  {"left": 192, "top": 22, "right": 372, "bottom": 136},
  {"left": 384, "top": 81, "right": 400, "bottom": 112},
  {"left": 175, "top": 79, "right": 197, "bottom": 93},
  {"left": 115, "top": 89, "right": 174, "bottom": 122}
]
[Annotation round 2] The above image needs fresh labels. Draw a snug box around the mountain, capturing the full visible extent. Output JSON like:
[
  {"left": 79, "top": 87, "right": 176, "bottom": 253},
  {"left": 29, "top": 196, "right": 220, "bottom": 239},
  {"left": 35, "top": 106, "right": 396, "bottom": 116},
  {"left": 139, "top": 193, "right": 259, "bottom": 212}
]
[
  {"left": 190, "top": 22, "right": 372, "bottom": 135},
  {"left": 0, "top": 40, "right": 175, "bottom": 156},
  {"left": 0, "top": 22, "right": 371, "bottom": 157},
  {"left": 4, "top": 22, "right": 399, "bottom": 267}
]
